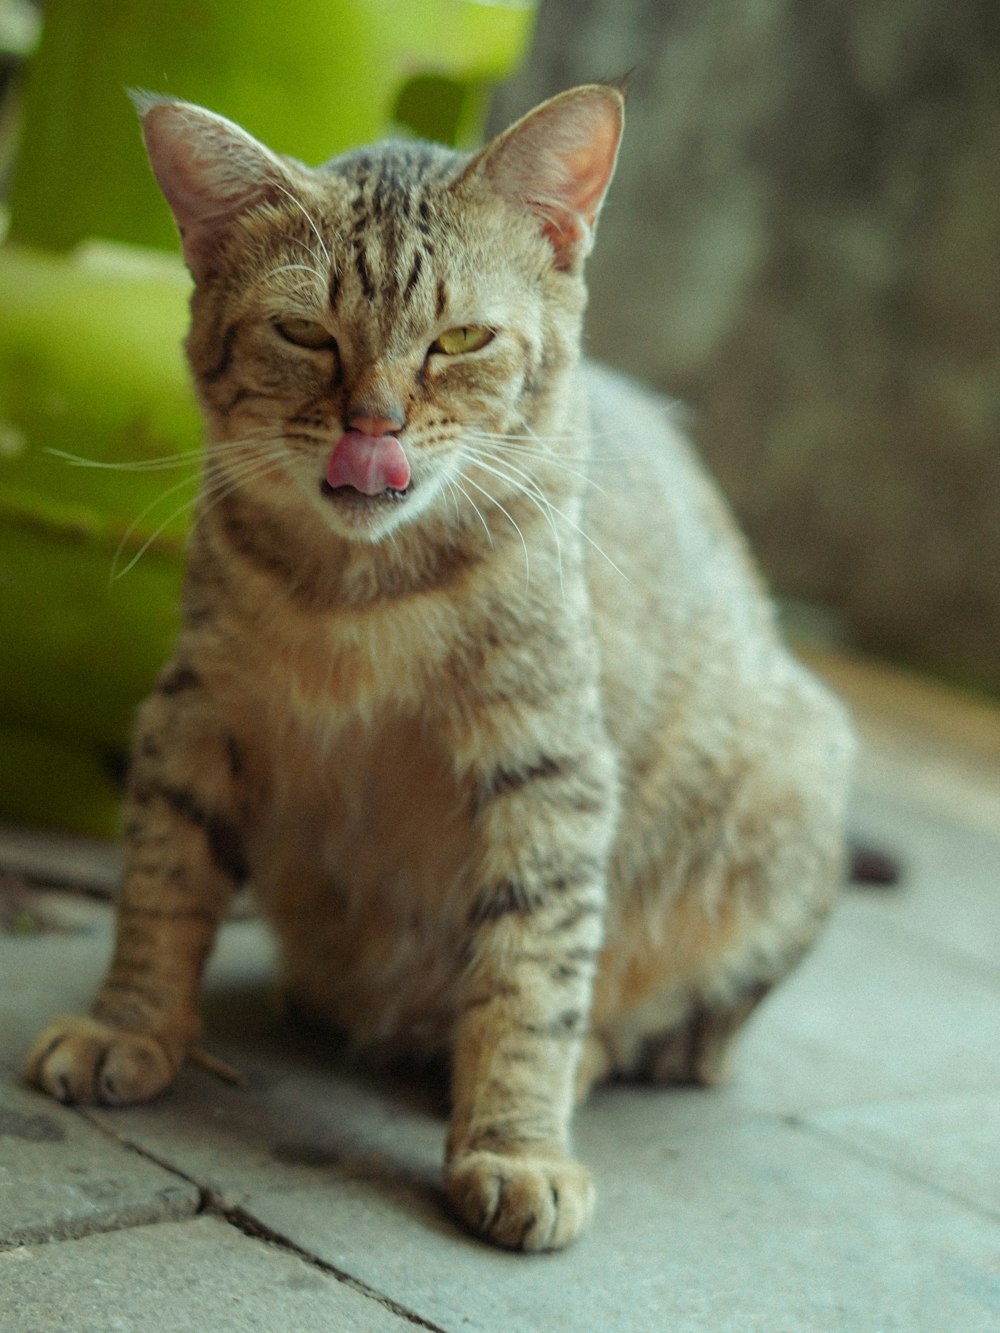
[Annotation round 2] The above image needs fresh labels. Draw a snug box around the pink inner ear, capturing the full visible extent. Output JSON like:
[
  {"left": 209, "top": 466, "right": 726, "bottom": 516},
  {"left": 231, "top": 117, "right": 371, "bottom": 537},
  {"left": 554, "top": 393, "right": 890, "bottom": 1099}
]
[
  {"left": 142, "top": 105, "right": 234, "bottom": 241},
  {"left": 140, "top": 100, "right": 291, "bottom": 280},
  {"left": 477, "top": 86, "right": 624, "bottom": 271},
  {"left": 553, "top": 117, "right": 623, "bottom": 227}
]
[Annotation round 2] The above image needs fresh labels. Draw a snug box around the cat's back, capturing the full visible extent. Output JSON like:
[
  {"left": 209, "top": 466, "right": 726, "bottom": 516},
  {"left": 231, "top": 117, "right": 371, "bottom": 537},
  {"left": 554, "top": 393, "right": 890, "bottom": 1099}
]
[
  {"left": 581, "top": 360, "right": 780, "bottom": 681},
  {"left": 578, "top": 361, "right": 850, "bottom": 811}
]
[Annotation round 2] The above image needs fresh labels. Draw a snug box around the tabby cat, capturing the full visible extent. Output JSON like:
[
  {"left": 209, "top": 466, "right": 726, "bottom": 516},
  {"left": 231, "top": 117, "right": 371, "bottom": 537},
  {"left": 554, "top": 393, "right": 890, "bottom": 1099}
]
[{"left": 26, "top": 84, "right": 853, "bottom": 1251}]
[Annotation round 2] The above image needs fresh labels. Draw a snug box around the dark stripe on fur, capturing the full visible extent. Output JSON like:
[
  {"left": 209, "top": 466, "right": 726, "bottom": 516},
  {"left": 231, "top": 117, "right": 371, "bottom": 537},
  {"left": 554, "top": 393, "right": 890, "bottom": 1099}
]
[
  {"left": 131, "top": 778, "right": 247, "bottom": 885},
  {"left": 402, "top": 248, "right": 423, "bottom": 305},
  {"left": 469, "top": 878, "right": 540, "bottom": 926},
  {"left": 468, "top": 857, "right": 601, "bottom": 927},
  {"left": 203, "top": 322, "right": 238, "bottom": 382},
  {"left": 138, "top": 735, "right": 163, "bottom": 762},
  {"left": 476, "top": 755, "right": 570, "bottom": 808},
  {"left": 226, "top": 735, "right": 245, "bottom": 779},
  {"left": 848, "top": 841, "right": 901, "bottom": 885},
  {"left": 550, "top": 899, "right": 604, "bottom": 934},
  {"left": 354, "top": 248, "right": 377, "bottom": 301},
  {"left": 517, "top": 1009, "right": 585, "bottom": 1039},
  {"left": 157, "top": 664, "right": 202, "bottom": 696},
  {"left": 218, "top": 496, "right": 299, "bottom": 585}
]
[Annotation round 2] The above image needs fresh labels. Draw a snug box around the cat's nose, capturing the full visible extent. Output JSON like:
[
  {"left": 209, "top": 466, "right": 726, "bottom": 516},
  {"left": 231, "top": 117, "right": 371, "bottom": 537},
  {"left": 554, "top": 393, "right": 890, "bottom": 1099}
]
[{"left": 347, "top": 408, "right": 405, "bottom": 437}]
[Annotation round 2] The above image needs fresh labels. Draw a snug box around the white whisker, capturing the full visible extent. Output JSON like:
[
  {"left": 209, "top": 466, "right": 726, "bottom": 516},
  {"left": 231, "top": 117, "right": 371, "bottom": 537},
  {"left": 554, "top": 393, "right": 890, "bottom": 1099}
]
[
  {"left": 441, "top": 478, "right": 463, "bottom": 527},
  {"left": 463, "top": 423, "right": 625, "bottom": 465},
  {"left": 266, "top": 179, "right": 333, "bottom": 272},
  {"left": 110, "top": 471, "right": 202, "bottom": 581},
  {"left": 450, "top": 477, "right": 494, "bottom": 547},
  {"left": 264, "top": 262, "right": 328, "bottom": 287},
  {"left": 458, "top": 470, "right": 530, "bottom": 589},
  {"left": 463, "top": 442, "right": 631, "bottom": 587},
  {"left": 110, "top": 436, "right": 288, "bottom": 580},
  {"left": 464, "top": 450, "right": 566, "bottom": 599},
  {"left": 45, "top": 447, "right": 198, "bottom": 474},
  {"left": 483, "top": 448, "right": 604, "bottom": 495}
]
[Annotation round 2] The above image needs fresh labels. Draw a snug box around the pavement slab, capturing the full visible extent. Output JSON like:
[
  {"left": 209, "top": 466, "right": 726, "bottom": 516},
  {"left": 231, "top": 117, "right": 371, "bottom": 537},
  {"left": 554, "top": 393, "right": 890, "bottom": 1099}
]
[
  {"left": 807, "top": 1091, "right": 1000, "bottom": 1219},
  {"left": 0, "top": 893, "right": 201, "bottom": 1250},
  {"left": 843, "top": 785, "right": 1000, "bottom": 978},
  {"left": 0, "top": 1080, "right": 199, "bottom": 1250},
  {"left": 247, "top": 1116, "right": 1000, "bottom": 1333},
  {"left": 731, "top": 889, "right": 1000, "bottom": 1115},
  {"left": 0, "top": 1214, "right": 423, "bottom": 1332}
]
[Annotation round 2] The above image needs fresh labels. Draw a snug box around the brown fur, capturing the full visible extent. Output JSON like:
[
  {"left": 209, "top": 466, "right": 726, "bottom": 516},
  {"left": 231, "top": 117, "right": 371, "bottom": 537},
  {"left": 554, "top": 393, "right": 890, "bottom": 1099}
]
[{"left": 26, "top": 86, "right": 853, "bottom": 1252}]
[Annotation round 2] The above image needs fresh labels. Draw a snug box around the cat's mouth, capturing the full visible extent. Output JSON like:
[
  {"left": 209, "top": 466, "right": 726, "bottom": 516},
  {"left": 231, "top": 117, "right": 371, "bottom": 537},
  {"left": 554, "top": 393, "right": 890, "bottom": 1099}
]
[
  {"left": 316, "top": 430, "right": 415, "bottom": 530},
  {"left": 325, "top": 430, "right": 411, "bottom": 496},
  {"left": 319, "top": 479, "right": 411, "bottom": 504}
]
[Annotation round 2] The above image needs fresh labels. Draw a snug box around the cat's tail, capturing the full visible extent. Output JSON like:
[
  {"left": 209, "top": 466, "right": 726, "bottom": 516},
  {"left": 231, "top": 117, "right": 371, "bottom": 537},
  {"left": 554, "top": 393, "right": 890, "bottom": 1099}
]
[{"left": 848, "top": 840, "right": 902, "bottom": 886}]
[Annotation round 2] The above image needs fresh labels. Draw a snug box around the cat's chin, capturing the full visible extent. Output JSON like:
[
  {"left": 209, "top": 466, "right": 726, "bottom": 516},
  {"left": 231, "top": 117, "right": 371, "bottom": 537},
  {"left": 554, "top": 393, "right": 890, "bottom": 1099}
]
[{"left": 318, "top": 477, "right": 413, "bottom": 540}]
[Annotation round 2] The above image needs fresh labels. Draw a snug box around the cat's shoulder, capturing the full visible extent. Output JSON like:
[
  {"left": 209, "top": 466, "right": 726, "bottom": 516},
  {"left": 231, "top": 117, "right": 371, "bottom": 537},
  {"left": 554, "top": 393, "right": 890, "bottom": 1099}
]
[
  {"left": 579, "top": 359, "right": 739, "bottom": 533},
  {"left": 580, "top": 359, "right": 706, "bottom": 482}
]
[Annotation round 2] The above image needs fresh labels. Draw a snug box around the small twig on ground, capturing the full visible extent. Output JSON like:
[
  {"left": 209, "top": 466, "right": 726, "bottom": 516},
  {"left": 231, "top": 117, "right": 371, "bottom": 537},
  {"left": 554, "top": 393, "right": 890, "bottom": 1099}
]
[{"left": 190, "top": 1046, "right": 246, "bottom": 1087}]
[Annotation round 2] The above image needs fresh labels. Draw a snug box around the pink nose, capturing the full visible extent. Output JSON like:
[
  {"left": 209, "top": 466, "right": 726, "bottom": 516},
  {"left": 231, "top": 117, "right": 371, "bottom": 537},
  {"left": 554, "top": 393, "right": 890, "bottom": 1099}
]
[{"left": 348, "top": 411, "right": 404, "bottom": 437}]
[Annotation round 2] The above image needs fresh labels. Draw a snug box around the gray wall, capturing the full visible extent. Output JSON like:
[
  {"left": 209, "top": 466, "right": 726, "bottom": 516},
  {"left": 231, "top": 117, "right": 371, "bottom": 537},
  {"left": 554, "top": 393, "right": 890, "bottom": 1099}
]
[{"left": 493, "top": 0, "right": 1000, "bottom": 693}]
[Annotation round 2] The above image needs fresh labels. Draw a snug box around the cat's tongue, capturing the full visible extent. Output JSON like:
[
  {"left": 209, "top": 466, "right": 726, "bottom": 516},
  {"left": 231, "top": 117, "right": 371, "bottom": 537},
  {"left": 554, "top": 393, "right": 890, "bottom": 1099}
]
[{"left": 326, "top": 431, "right": 410, "bottom": 496}]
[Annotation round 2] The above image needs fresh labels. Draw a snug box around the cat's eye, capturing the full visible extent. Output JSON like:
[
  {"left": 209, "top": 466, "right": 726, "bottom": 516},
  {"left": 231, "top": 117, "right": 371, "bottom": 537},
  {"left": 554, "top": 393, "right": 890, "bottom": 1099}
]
[
  {"left": 275, "top": 317, "right": 337, "bottom": 350},
  {"left": 431, "top": 325, "right": 495, "bottom": 356}
]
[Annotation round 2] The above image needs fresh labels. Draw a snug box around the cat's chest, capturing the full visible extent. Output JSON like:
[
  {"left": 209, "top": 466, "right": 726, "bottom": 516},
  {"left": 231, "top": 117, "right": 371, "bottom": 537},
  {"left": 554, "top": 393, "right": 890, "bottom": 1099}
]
[
  {"left": 236, "top": 608, "right": 474, "bottom": 908},
  {"left": 249, "top": 591, "right": 461, "bottom": 721}
]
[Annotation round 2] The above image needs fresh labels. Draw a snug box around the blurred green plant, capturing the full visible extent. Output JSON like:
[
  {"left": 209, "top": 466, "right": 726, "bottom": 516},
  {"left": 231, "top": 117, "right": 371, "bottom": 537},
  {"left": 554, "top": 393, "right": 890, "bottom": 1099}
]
[{"left": 0, "top": 0, "right": 536, "bottom": 835}]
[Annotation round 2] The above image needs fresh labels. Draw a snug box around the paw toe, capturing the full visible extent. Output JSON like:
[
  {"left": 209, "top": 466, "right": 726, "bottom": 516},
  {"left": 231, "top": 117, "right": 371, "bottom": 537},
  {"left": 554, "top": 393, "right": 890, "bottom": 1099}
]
[
  {"left": 447, "top": 1150, "right": 593, "bottom": 1252},
  {"left": 25, "top": 1017, "right": 176, "bottom": 1106}
]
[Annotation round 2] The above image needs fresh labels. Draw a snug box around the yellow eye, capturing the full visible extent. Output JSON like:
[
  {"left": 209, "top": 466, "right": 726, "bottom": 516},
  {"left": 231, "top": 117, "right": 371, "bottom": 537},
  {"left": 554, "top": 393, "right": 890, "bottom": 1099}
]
[
  {"left": 275, "top": 317, "right": 336, "bottom": 350},
  {"left": 431, "top": 325, "right": 494, "bottom": 356}
]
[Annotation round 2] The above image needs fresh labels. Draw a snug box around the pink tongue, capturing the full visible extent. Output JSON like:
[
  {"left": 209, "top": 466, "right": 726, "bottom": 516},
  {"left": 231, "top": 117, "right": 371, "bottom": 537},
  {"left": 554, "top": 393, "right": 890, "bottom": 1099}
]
[{"left": 326, "top": 431, "right": 411, "bottom": 496}]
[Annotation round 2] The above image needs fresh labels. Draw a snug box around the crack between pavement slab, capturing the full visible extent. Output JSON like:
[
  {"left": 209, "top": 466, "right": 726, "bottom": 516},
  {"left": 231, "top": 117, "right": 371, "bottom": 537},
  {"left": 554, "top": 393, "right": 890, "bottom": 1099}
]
[
  {"left": 213, "top": 1203, "right": 453, "bottom": 1333},
  {"left": 77, "top": 1108, "right": 452, "bottom": 1332},
  {"left": 783, "top": 1113, "right": 1000, "bottom": 1223},
  {"left": 77, "top": 1106, "right": 212, "bottom": 1205}
]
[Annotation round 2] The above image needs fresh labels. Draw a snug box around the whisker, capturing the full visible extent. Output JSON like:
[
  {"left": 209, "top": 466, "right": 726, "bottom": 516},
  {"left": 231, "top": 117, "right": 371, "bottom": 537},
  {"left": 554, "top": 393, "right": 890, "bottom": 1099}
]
[
  {"left": 111, "top": 437, "right": 288, "bottom": 580},
  {"left": 263, "top": 262, "right": 328, "bottom": 288},
  {"left": 463, "top": 424, "right": 625, "bottom": 461},
  {"left": 464, "top": 451, "right": 565, "bottom": 599},
  {"left": 110, "top": 471, "right": 202, "bottom": 581},
  {"left": 458, "top": 470, "right": 530, "bottom": 589},
  {"left": 138, "top": 450, "right": 287, "bottom": 569},
  {"left": 266, "top": 179, "right": 333, "bottom": 273},
  {"left": 45, "top": 432, "right": 293, "bottom": 475},
  {"left": 464, "top": 445, "right": 631, "bottom": 587},
  {"left": 450, "top": 476, "right": 494, "bottom": 547},
  {"left": 45, "top": 447, "right": 199, "bottom": 474},
  {"left": 441, "top": 477, "right": 462, "bottom": 527},
  {"left": 462, "top": 430, "right": 620, "bottom": 480}
]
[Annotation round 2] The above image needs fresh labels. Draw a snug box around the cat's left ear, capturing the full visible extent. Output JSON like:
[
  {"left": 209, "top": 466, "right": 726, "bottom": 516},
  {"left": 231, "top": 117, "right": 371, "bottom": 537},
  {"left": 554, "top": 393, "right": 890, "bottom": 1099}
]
[
  {"left": 132, "top": 91, "right": 300, "bottom": 281},
  {"left": 466, "top": 84, "right": 624, "bottom": 272}
]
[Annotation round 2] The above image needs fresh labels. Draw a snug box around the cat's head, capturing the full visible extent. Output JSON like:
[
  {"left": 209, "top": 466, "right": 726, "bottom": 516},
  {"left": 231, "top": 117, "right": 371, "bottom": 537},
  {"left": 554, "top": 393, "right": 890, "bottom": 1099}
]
[{"left": 137, "top": 85, "right": 623, "bottom": 544}]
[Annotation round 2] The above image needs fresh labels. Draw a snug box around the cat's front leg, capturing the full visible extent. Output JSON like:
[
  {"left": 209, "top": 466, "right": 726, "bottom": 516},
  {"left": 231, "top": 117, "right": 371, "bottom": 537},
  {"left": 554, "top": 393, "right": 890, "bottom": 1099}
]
[
  {"left": 446, "top": 705, "right": 619, "bottom": 1252},
  {"left": 26, "top": 659, "right": 246, "bottom": 1105}
]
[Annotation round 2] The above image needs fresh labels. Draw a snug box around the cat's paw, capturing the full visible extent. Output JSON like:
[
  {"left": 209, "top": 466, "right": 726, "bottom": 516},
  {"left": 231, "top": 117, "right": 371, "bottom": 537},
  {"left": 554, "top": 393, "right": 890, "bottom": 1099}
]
[
  {"left": 25, "top": 1015, "right": 180, "bottom": 1106},
  {"left": 446, "top": 1148, "right": 594, "bottom": 1252}
]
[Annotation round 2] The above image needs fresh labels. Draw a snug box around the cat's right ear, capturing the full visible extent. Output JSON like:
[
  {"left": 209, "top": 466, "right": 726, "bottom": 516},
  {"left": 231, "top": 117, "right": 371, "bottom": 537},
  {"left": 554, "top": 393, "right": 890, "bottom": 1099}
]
[
  {"left": 465, "top": 84, "right": 625, "bottom": 273},
  {"left": 131, "top": 92, "right": 297, "bottom": 281}
]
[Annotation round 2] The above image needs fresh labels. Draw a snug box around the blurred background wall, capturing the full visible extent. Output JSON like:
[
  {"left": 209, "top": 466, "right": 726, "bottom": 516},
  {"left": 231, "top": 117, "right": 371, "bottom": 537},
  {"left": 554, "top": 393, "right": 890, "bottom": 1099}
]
[{"left": 492, "top": 0, "right": 1000, "bottom": 695}]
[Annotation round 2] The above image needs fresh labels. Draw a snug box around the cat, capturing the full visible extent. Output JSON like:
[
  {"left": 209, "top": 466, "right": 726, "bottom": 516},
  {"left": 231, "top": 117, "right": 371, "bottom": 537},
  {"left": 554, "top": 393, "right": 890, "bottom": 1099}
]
[{"left": 26, "top": 84, "right": 853, "bottom": 1252}]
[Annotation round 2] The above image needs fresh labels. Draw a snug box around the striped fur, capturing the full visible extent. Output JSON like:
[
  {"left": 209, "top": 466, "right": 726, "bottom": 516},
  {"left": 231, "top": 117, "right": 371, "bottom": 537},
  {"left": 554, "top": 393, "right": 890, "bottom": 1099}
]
[{"left": 26, "top": 87, "right": 853, "bottom": 1252}]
